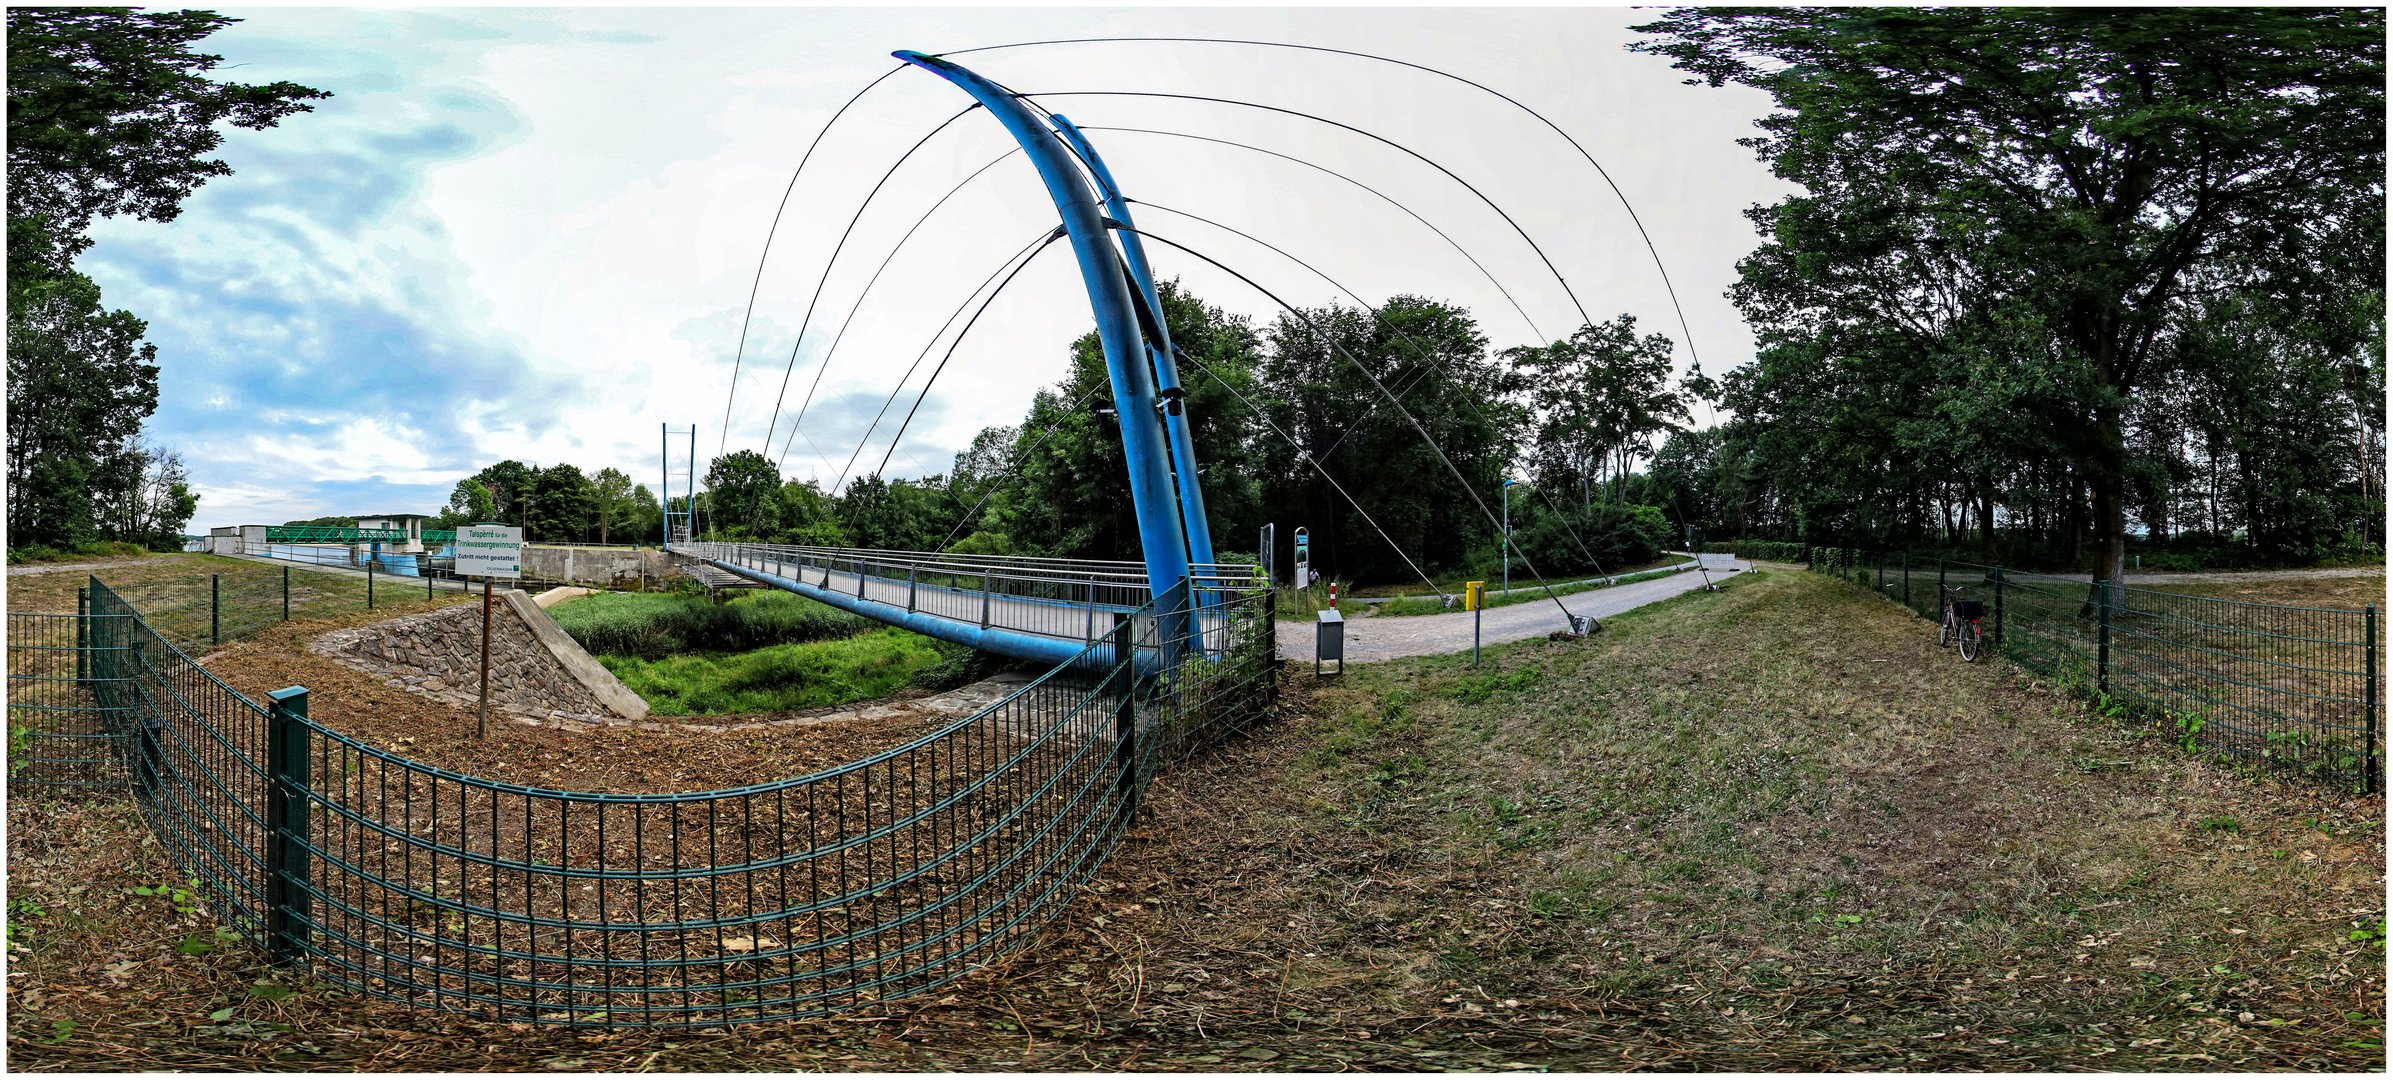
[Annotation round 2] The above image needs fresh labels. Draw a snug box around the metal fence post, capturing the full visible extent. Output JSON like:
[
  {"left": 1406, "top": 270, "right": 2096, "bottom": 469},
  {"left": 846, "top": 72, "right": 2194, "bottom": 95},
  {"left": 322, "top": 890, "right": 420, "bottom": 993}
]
[
  {"left": 282, "top": 565, "right": 290, "bottom": 621},
  {"left": 265, "top": 686, "right": 313, "bottom": 967},
  {"left": 981, "top": 572, "right": 993, "bottom": 628},
  {"left": 1085, "top": 576, "right": 1097, "bottom": 641},
  {"left": 908, "top": 567, "right": 919, "bottom": 613},
  {"left": 367, "top": 557, "right": 375, "bottom": 610},
  {"left": 2367, "top": 605, "right": 2379, "bottom": 795},
  {"left": 1992, "top": 565, "right": 2005, "bottom": 648},
  {"left": 1111, "top": 614, "right": 1138, "bottom": 815},
  {"left": 2096, "top": 579, "right": 2111, "bottom": 695},
  {"left": 858, "top": 559, "right": 868, "bottom": 599},
  {"left": 210, "top": 573, "right": 220, "bottom": 647},
  {"left": 75, "top": 587, "right": 88, "bottom": 683}
]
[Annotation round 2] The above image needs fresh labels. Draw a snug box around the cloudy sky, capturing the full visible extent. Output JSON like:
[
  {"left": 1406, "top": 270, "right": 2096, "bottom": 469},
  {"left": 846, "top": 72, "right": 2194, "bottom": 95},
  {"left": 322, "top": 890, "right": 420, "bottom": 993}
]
[{"left": 76, "top": 3, "right": 1793, "bottom": 531}]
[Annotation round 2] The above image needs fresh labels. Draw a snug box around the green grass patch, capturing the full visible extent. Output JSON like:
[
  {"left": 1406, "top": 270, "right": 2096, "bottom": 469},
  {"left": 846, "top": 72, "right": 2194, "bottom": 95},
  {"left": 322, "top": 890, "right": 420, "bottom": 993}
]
[
  {"left": 597, "top": 628, "right": 952, "bottom": 716},
  {"left": 550, "top": 590, "right": 870, "bottom": 659},
  {"left": 1209, "top": 568, "right": 2385, "bottom": 1065}
]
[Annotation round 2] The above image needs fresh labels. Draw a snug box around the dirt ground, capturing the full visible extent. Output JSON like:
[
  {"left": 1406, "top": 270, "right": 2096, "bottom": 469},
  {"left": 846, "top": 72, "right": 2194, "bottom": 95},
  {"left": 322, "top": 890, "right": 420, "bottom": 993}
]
[{"left": 5, "top": 570, "right": 2383, "bottom": 1069}]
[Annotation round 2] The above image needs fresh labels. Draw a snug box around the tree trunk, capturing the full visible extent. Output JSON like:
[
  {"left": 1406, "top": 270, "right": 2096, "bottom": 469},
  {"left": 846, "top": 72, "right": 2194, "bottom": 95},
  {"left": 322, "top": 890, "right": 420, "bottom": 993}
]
[
  {"left": 1976, "top": 491, "right": 1996, "bottom": 563},
  {"left": 2089, "top": 410, "right": 2129, "bottom": 611}
]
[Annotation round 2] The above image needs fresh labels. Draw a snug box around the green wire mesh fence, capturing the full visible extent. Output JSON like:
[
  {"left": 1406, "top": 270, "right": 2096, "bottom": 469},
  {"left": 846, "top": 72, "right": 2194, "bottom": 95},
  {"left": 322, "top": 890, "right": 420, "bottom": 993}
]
[
  {"left": 10, "top": 575, "right": 1275, "bottom": 1027},
  {"left": 1806, "top": 548, "right": 2383, "bottom": 791}
]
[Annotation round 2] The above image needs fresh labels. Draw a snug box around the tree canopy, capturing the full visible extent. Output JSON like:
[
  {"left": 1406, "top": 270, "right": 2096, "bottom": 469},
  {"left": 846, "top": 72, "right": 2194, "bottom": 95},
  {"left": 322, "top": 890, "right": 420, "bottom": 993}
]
[
  {"left": 1633, "top": 6, "right": 2385, "bottom": 571},
  {"left": 6, "top": 8, "right": 326, "bottom": 552}
]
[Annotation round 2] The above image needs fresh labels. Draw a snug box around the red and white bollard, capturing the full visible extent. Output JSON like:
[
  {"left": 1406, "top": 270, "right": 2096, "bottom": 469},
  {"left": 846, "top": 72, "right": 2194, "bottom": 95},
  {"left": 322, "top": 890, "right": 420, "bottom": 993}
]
[{"left": 1328, "top": 582, "right": 1338, "bottom": 606}]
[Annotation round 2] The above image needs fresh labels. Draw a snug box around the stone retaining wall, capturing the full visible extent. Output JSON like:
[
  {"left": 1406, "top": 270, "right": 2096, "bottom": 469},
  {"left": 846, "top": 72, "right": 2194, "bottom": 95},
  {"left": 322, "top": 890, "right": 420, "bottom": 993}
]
[
  {"left": 521, "top": 545, "right": 673, "bottom": 590},
  {"left": 310, "top": 589, "right": 649, "bottom": 721}
]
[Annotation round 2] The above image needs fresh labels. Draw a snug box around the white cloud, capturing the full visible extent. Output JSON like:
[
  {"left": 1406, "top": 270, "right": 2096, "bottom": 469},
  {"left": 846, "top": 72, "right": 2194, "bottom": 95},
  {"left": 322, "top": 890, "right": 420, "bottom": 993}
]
[{"left": 73, "top": 6, "right": 1792, "bottom": 529}]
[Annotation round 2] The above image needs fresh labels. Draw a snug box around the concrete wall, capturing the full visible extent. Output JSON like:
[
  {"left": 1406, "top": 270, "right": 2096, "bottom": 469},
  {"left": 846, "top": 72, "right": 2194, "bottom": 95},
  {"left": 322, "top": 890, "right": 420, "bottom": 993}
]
[
  {"left": 520, "top": 545, "right": 672, "bottom": 590},
  {"left": 309, "top": 588, "right": 649, "bottom": 721}
]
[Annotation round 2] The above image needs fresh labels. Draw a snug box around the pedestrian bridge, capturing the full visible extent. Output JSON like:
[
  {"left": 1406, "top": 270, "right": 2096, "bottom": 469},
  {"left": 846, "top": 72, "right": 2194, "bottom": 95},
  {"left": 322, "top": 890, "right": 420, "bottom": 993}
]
[{"left": 676, "top": 542, "right": 1268, "bottom": 670}]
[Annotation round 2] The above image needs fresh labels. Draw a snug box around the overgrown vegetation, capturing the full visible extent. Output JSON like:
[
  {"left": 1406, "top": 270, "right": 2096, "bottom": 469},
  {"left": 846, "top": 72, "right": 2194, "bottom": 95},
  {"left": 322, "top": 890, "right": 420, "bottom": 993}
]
[
  {"left": 548, "top": 589, "right": 989, "bottom": 716},
  {"left": 4, "top": 540, "right": 155, "bottom": 565},
  {"left": 547, "top": 590, "right": 871, "bottom": 660},
  {"left": 595, "top": 628, "right": 954, "bottom": 716}
]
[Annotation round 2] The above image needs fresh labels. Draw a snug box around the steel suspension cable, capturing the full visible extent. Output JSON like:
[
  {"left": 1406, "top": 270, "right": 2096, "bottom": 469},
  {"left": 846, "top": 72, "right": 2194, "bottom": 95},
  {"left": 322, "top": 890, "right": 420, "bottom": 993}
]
[
  {"left": 759, "top": 104, "right": 981, "bottom": 470},
  {"left": 928, "top": 379, "right": 1108, "bottom": 553},
  {"left": 869, "top": 230, "right": 1072, "bottom": 484},
  {"left": 840, "top": 230, "right": 1070, "bottom": 540},
  {"left": 720, "top": 62, "right": 905, "bottom": 458},
  {"left": 828, "top": 225, "right": 1066, "bottom": 495},
  {"left": 776, "top": 145, "right": 1026, "bottom": 473},
  {"left": 1075, "top": 124, "right": 1543, "bottom": 343},
  {"left": 1013, "top": 90, "right": 1599, "bottom": 333},
  {"left": 1170, "top": 345, "right": 1449, "bottom": 601},
  {"left": 1126, "top": 197, "right": 1618, "bottom": 580},
  {"left": 936, "top": 35, "right": 1710, "bottom": 417},
  {"left": 1124, "top": 225, "right": 1585, "bottom": 626}
]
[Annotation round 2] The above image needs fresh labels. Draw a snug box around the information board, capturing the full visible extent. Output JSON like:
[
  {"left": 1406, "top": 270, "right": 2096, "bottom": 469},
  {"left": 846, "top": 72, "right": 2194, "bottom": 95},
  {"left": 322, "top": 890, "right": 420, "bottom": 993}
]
[{"left": 456, "top": 524, "right": 523, "bottom": 579}]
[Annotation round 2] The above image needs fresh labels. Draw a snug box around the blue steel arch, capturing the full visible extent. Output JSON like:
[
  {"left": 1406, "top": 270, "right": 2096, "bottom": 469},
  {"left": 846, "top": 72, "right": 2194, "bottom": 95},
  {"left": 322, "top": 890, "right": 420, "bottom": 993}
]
[
  {"left": 892, "top": 51, "right": 1212, "bottom": 633},
  {"left": 1046, "top": 114, "right": 1218, "bottom": 574}
]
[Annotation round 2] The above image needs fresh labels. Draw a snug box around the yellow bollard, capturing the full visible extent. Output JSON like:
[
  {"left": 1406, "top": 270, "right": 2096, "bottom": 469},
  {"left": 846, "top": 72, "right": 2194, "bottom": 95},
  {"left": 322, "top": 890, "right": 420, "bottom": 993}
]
[{"left": 1464, "top": 580, "right": 1485, "bottom": 611}]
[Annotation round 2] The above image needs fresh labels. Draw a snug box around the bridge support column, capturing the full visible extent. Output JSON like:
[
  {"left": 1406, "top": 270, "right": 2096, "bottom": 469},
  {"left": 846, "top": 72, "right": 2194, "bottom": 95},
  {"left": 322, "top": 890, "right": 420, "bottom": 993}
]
[
  {"left": 1051, "top": 115, "right": 1218, "bottom": 574},
  {"left": 896, "top": 50, "right": 1193, "bottom": 666}
]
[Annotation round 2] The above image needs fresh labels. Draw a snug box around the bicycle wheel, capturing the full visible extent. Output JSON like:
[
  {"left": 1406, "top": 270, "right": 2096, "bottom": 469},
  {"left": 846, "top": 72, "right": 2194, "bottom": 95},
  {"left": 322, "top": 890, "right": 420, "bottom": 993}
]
[
  {"left": 1958, "top": 620, "right": 1983, "bottom": 662},
  {"left": 1938, "top": 605, "right": 1955, "bottom": 648}
]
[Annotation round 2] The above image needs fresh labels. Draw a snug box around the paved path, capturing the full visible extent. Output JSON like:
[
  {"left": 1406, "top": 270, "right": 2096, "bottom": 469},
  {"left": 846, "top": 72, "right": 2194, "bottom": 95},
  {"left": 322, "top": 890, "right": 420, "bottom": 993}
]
[{"left": 1281, "top": 554, "right": 1744, "bottom": 663}]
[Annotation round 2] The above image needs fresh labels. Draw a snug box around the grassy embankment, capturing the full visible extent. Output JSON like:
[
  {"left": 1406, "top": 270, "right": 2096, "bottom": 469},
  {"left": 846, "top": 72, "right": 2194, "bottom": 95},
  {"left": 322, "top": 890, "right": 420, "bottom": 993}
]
[
  {"left": 4, "top": 551, "right": 469, "bottom": 648},
  {"left": 3, "top": 541, "right": 157, "bottom": 566},
  {"left": 546, "top": 590, "right": 974, "bottom": 715},
  {"left": 3, "top": 568, "right": 2379, "bottom": 1069}
]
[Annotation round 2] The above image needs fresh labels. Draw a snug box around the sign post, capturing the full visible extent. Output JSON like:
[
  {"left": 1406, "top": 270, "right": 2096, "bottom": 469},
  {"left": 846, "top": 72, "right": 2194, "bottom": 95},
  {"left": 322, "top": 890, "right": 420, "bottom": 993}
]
[
  {"left": 456, "top": 524, "right": 523, "bottom": 738},
  {"left": 1293, "top": 526, "right": 1310, "bottom": 595}
]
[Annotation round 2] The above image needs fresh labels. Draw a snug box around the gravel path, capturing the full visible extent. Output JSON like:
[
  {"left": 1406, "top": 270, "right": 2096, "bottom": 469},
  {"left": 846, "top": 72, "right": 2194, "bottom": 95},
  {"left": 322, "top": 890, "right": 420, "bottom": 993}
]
[{"left": 1279, "top": 554, "right": 1744, "bottom": 662}]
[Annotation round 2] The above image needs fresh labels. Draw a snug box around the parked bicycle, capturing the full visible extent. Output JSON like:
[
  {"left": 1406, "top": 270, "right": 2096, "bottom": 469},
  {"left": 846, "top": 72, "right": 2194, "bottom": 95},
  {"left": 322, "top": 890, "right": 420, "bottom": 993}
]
[{"left": 1939, "top": 585, "right": 1987, "bottom": 662}]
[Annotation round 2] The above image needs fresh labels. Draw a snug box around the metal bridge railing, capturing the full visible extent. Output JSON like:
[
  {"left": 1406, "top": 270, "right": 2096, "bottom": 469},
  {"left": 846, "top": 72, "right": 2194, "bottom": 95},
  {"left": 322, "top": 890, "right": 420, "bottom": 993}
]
[
  {"left": 683, "top": 541, "right": 1266, "bottom": 647},
  {"left": 18, "top": 575, "right": 1278, "bottom": 1027}
]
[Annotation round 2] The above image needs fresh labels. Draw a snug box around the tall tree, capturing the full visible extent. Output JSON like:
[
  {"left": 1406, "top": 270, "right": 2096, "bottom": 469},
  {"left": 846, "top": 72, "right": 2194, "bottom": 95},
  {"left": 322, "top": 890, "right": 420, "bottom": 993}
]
[
  {"left": 5, "top": 227, "right": 158, "bottom": 548},
  {"left": 1635, "top": 7, "right": 2386, "bottom": 581},
  {"left": 1506, "top": 315, "right": 1690, "bottom": 510},
  {"left": 6, "top": 9, "right": 326, "bottom": 550},
  {"left": 704, "top": 450, "right": 782, "bottom": 540},
  {"left": 527, "top": 463, "right": 595, "bottom": 543},
  {"left": 7, "top": 8, "right": 329, "bottom": 247},
  {"left": 470, "top": 460, "right": 537, "bottom": 527},
  {"left": 624, "top": 483, "right": 663, "bottom": 546},
  {"left": 443, "top": 478, "right": 497, "bottom": 525},
  {"left": 588, "top": 466, "right": 634, "bottom": 545},
  {"left": 1257, "top": 296, "right": 1523, "bottom": 583}
]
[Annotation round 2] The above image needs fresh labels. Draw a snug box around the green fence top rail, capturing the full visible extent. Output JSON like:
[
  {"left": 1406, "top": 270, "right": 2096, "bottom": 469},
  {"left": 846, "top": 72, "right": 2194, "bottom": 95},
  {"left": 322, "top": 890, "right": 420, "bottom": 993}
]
[{"left": 263, "top": 525, "right": 408, "bottom": 544}]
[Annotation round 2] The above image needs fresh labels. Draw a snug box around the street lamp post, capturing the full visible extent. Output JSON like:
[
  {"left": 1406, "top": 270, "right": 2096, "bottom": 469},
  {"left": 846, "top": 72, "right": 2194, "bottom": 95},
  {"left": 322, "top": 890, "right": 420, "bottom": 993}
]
[{"left": 1501, "top": 478, "right": 1518, "bottom": 597}]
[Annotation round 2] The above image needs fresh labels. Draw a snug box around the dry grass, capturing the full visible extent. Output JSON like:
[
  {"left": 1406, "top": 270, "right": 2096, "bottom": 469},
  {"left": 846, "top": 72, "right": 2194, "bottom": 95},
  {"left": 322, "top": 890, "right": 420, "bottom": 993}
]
[
  {"left": 2147, "top": 574, "right": 2388, "bottom": 613},
  {"left": 6, "top": 570, "right": 2383, "bottom": 1069}
]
